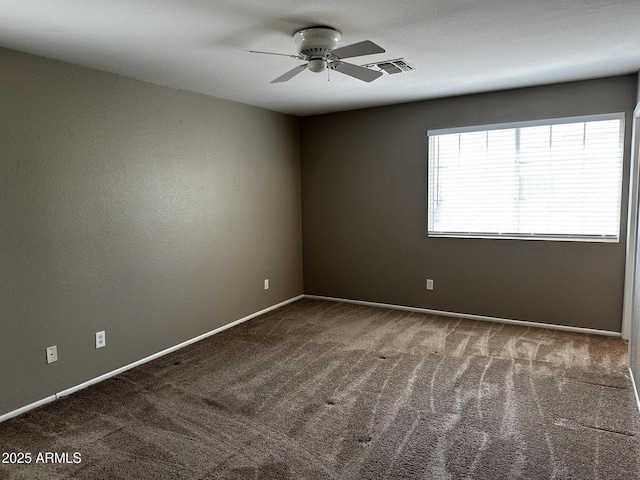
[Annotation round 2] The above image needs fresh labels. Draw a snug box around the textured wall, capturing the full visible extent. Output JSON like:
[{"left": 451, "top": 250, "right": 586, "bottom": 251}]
[
  {"left": 301, "top": 76, "right": 636, "bottom": 332},
  {"left": 0, "top": 48, "right": 303, "bottom": 416}
]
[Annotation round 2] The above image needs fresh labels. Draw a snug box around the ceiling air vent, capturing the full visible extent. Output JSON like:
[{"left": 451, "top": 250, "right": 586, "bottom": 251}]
[{"left": 362, "top": 58, "right": 416, "bottom": 75}]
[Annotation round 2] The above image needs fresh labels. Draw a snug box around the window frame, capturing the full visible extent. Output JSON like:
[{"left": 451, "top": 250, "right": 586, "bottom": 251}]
[{"left": 426, "top": 112, "right": 626, "bottom": 243}]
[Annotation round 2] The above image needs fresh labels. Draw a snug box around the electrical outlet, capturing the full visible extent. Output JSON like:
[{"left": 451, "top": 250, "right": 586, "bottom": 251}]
[
  {"left": 46, "top": 346, "right": 58, "bottom": 364},
  {"left": 95, "top": 331, "right": 106, "bottom": 349},
  {"left": 264, "top": 279, "right": 269, "bottom": 290},
  {"left": 426, "top": 279, "right": 434, "bottom": 290}
]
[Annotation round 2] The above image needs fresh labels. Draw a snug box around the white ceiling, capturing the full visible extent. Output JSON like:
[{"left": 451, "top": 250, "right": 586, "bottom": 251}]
[{"left": 1, "top": 0, "right": 639, "bottom": 116}]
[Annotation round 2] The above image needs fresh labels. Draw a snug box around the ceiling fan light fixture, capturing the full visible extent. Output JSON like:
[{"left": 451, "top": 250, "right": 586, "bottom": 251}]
[{"left": 307, "top": 58, "right": 327, "bottom": 73}]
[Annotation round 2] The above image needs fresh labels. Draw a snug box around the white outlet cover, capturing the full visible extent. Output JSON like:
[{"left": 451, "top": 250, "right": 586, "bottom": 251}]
[
  {"left": 96, "top": 331, "right": 106, "bottom": 349},
  {"left": 264, "top": 279, "right": 269, "bottom": 290},
  {"left": 426, "top": 279, "right": 434, "bottom": 290}
]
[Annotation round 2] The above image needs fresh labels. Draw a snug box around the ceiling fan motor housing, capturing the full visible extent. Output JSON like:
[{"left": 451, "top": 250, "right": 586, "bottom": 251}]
[{"left": 294, "top": 27, "right": 341, "bottom": 58}]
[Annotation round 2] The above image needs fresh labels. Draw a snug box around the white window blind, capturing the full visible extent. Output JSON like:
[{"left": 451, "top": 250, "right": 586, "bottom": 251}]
[{"left": 427, "top": 113, "right": 625, "bottom": 242}]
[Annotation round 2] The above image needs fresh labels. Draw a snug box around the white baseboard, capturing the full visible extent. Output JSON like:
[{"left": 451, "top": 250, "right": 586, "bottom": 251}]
[
  {"left": 0, "top": 395, "right": 58, "bottom": 424},
  {"left": 630, "top": 367, "right": 640, "bottom": 415},
  {"left": 0, "top": 295, "right": 304, "bottom": 424},
  {"left": 304, "top": 294, "right": 621, "bottom": 337}
]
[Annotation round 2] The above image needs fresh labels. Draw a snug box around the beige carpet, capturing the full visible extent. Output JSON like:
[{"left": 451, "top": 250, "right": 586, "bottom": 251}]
[{"left": 1, "top": 299, "right": 639, "bottom": 479}]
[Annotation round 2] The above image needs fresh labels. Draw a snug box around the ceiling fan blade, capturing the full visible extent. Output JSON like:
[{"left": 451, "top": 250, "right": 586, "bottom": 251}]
[
  {"left": 330, "top": 40, "right": 385, "bottom": 59},
  {"left": 247, "top": 50, "right": 302, "bottom": 59},
  {"left": 331, "top": 62, "right": 383, "bottom": 83},
  {"left": 271, "top": 64, "right": 307, "bottom": 83}
]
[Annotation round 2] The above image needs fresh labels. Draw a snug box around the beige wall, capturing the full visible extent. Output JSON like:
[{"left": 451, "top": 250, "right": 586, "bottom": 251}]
[
  {"left": 0, "top": 48, "right": 303, "bottom": 417},
  {"left": 301, "top": 75, "right": 636, "bottom": 332}
]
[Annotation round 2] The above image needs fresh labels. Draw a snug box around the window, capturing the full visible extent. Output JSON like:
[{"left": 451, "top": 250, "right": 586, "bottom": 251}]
[{"left": 427, "top": 113, "right": 625, "bottom": 242}]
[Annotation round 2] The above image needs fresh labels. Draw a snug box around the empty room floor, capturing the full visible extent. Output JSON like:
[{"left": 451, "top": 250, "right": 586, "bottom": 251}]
[{"left": 0, "top": 299, "right": 638, "bottom": 479}]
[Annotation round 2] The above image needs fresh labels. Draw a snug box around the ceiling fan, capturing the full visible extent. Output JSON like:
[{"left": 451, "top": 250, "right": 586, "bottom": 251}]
[{"left": 249, "top": 27, "right": 386, "bottom": 84}]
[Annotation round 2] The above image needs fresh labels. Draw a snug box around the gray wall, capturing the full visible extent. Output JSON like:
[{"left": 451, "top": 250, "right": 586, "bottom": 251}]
[
  {"left": 0, "top": 48, "right": 303, "bottom": 417},
  {"left": 301, "top": 75, "right": 636, "bottom": 332}
]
